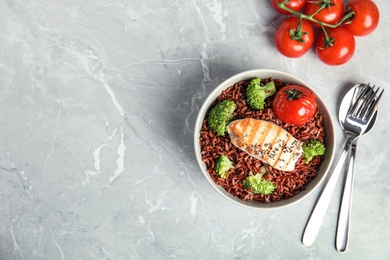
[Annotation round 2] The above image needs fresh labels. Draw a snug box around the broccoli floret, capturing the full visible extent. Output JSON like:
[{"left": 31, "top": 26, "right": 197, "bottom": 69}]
[
  {"left": 302, "top": 139, "right": 326, "bottom": 164},
  {"left": 243, "top": 171, "right": 275, "bottom": 195},
  {"left": 215, "top": 155, "right": 234, "bottom": 179},
  {"left": 207, "top": 100, "right": 236, "bottom": 136},
  {"left": 246, "top": 78, "right": 276, "bottom": 110}
]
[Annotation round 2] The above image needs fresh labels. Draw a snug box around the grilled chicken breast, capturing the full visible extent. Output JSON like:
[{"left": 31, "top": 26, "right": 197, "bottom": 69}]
[{"left": 227, "top": 118, "right": 303, "bottom": 171}]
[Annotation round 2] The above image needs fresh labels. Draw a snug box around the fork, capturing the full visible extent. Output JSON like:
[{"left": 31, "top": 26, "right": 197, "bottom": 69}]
[
  {"left": 336, "top": 85, "right": 383, "bottom": 252},
  {"left": 302, "top": 84, "right": 384, "bottom": 247}
]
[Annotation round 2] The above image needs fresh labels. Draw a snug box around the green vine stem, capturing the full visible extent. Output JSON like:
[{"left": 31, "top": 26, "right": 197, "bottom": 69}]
[
  {"left": 277, "top": 0, "right": 355, "bottom": 29},
  {"left": 290, "top": 16, "right": 308, "bottom": 43},
  {"left": 319, "top": 25, "right": 335, "bottom": 48}
]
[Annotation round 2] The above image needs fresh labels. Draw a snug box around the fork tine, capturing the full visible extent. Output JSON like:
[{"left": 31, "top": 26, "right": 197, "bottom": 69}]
[
  {"left": 359, "top": 86, "right": 380, "bottom": 115},
  {"left": 348, "top": 84, "right": 371, "bottom": 115},
  {"left": 364, "top": 88, "right": 384, "bottom": 120},
  {"left": 357, "top": 85, "right": 378, "bottom": 118}
]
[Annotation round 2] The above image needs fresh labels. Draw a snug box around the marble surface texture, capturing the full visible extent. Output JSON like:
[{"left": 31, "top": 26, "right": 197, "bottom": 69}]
[{"left": 0, "top": 0, "right": 389, "bottom": 259}]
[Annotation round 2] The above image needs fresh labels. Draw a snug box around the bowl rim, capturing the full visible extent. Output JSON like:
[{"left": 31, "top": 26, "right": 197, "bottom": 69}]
[{"left": 194, "top": 69, "right": 336, "bottom": 210}]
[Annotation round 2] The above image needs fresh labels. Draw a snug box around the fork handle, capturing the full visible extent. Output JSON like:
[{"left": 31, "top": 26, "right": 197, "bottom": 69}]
[
  {"left": 302, "top": 135, "right": 355, "bottom": 247},
  {"left": 336, "top": 139, "right": 357, "bottom": 252}
]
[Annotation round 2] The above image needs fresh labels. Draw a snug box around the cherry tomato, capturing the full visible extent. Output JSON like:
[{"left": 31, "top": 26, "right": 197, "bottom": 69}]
[
  {"left": 304, "top": 0, "right": 344, "bottom": 27},
  {"left": 316, "top": 26, "right": 355, "bottom": 66},
  {"left": 344, "top": 0, "right": 380, "bottom": 37},
  {"left": 272, "top": 85, "right": 317, "bottom": 125},
  {"left": 270, "top": 0, "right": 306, "bottom": 15},
  {"left": 274, "top": 17, "right": 314, "bottom": 58}
]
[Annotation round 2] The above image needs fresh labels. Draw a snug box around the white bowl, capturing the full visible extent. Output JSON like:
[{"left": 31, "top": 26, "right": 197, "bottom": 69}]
[{"left": 194, "top": 69, "right": 335, "bottom": 209}]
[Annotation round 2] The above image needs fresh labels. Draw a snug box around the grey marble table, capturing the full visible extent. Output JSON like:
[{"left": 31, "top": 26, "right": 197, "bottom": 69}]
[{"left": 1, "top": 0, "right": 389, "bottom": 259}]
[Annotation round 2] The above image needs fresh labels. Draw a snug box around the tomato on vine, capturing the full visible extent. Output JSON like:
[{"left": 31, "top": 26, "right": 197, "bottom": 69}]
[
  {"left": 344, "top": 0, "right": 380, "bottom": 36},
  {"left": 304, "top": 0, "right": 344, "bottom": 27},
  {"left": 270, "top": 0, "right": 306, "bottom": 15},
  {"left": 316, "top": 26, "right": 355, "bottom": 66},
  {"left": 271, "top": 0, "right": 379, "bottom": 66},
  {"left": 274, "top": 17, "right": 314, "bottom": 58}
]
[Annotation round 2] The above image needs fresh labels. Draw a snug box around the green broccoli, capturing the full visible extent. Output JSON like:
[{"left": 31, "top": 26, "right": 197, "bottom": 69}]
[
  {"left": 207, "top": 100, "right": 236, "bottom": 136},
  {"left": 215, "top": 155, "right": 234, "bottom": 179},
  {"left": 243, "top": 171, "right": 275, "bottom": 195},
  {"left": 302, "top": 139, "right": 326, "bottom": 164},
  {"left": 246, "top": 78, "right": 276, "bottom": 110}
]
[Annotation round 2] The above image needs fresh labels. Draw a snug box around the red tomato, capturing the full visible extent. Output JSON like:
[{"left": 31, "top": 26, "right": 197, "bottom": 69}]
[
  {"left": 344, "top": 0, "right": 380, "bottom": 36},
  {"left": 316, "top": 26, "right": 355, "bottom": 66},
  {"left": 272, "top": 85, "right": 317, "bottom": 125},
  {"left": 270, "top": 0, "right": 306, "bottom": 15},
  {"left": 304, "top": 0, "right": 344, "bottom": 27},
  {"left": 274, "top": 17, "right": 314, "bottom": 58}
]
